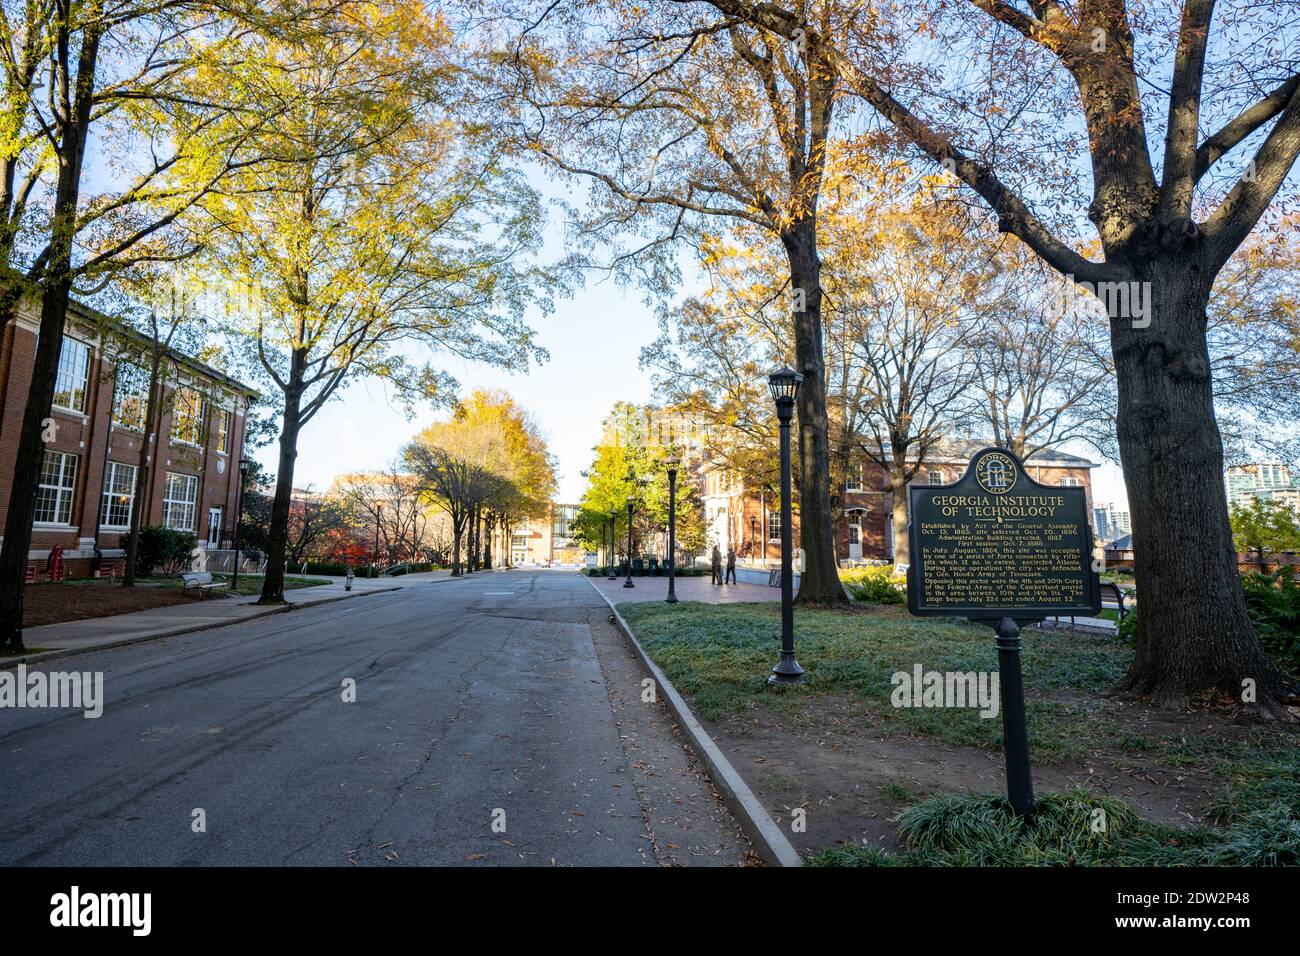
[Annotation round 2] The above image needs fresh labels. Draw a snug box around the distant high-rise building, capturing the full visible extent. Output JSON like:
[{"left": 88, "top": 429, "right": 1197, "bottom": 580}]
[
  {"left": 1093, "top": 502, "right": 1131, "bottom": 545},
  {"left": 1225, "top": 463, "right": 1300, "bottom": 512}
]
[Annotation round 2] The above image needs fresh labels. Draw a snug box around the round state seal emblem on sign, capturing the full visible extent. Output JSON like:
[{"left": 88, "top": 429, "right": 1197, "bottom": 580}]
[{"left": 974, "top": 451, "right": 1017, "bottom": 494}]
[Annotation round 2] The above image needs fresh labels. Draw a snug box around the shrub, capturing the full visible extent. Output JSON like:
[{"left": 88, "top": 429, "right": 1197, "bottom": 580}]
[
  {"left": 123, "top": 525, "right": 198, "bottom": 577},
  {"left": 1121, "top": 570, "right": 1300, "bottom": 674},
  {"left": 840, "top": 565, "right": 906, "bottom": 605}
]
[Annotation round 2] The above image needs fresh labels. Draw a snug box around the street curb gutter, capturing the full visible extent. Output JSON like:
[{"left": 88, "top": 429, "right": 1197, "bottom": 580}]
[
  {"left": 587, "top": 579, "right": 804, "bottom": 868},
  {"left": 2, "top": 586, "right": 403, "bottom": 670}
]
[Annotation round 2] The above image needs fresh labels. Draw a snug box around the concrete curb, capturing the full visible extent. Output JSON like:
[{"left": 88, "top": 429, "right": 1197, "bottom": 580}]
[
  {"left": 587, "top": 579, "right": 804, "bottom": 868},
  {"left": 3, "top": 586, "right": 403, "bottom": 670}
]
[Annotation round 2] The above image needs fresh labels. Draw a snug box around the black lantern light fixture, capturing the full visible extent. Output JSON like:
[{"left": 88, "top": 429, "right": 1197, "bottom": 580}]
[
  {"left": 664, "top": 452, "right": 681, "bottom": 604},
  {"left": 767, "top": 367, "right": 804, "bottom": 686}
]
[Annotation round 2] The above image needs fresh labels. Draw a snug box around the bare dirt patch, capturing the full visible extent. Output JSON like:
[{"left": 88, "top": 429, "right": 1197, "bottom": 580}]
[
  {"left": 22, "top": 582, "right": 208, "bottom": 628},
  {"left": 697, "top": 690, "right": 1297, "bottom": 858}
]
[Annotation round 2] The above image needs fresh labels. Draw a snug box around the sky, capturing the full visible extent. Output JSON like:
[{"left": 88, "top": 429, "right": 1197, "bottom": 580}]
[{"left": 278, "top": 272, "right": 662, "bottom": 504}]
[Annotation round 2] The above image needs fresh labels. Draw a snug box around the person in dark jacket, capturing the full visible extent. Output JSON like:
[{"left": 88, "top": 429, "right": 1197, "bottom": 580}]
[
  {"left": 725, "top": 548, "right": 737, "bottom": 584},
  {"left": 711, "top": 545, "right": 723, "bottom": 585}
]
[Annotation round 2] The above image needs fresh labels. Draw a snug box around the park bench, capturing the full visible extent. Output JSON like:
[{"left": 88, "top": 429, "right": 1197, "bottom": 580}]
[
  {"left": 1101, "top": 581, "right": 1130, "bottom": 623},
  {"left": 96, "top": 561, "right": 122, "bottom": 580},
  {"left": 181, "top": 571, "right": 225, "bottom": 598}
]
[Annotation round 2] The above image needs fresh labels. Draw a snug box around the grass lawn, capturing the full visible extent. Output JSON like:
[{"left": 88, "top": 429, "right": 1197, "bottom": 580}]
[{"left": 618, "top": 600, "right": 1299, "bottom": 866}]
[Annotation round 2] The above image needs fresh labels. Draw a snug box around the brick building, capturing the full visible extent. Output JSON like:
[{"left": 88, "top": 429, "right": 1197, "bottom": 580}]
[
  {"left": 703, "top": 439, "right": 1098, "bottom": 565},
  {"left": 507, "top": 503, "right": 582, "bottom": 566},
  {"left": 0, "top": 299, "right": 257, "bottom": 579}
]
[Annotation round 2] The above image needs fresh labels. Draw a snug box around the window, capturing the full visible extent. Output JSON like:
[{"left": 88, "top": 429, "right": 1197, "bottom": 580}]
[
  {"left": 99, "top": 461, "right": 137, "bottom": 529},
  {"left": 1058, "top": 476, "right": 1082, "bottom": 487},
  {"left": 172, "top": 386, "right": 204, "bottom": 445},
  {"left": 53, "top": 338, "right": 91, "bottom": 412},
  {"left": 162, "top": 472, "right": 198, "bottom": 531},
  {"left": 207, "top": 507, "right": 223, "bottom": 547},
  {"left": 214, "top": 409, "right": 231, "bottom": 454},
  {"left": 768, "top": 510, "right": 781, "bottom": 541},
  {"left": 112, "top": 362, "right": 149, "bottom": 431},
  {"left": 35, "top": 451, "right": 78, "bottom": 524},
  {"left": 848, "top": 521, "right": 861, "bottom": 545},
  {"left": 928, "top": 470, "right": 944, "bottom": 485},
  {"left": 846, "top": 463, "right": 864, "bottom": 492}
]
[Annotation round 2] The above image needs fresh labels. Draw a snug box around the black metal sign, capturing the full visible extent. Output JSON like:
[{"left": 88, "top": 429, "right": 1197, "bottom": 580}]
[
  {"left": 904, "top": 446, "right": 1102, "bottom": 818},
  {"left": 907, "top": 446, "right": 1102, "bottom": 620}
]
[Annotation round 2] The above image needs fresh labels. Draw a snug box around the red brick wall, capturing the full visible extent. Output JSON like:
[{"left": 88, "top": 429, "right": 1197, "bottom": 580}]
[{"left": 0, "top": 309, "right": 254, "bottom": 580}]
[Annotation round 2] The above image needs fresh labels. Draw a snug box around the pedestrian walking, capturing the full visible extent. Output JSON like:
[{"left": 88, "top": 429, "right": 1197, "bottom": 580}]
[
  {"left": 725, "top": 548, "right": 737, "bottom": 585},
  {"left": 711, "top": 545, "right": 722, "bottom": 585}
]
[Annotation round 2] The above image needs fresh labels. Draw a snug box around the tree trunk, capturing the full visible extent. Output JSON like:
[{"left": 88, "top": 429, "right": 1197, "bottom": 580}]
[
  {"left": 782, "top": 218, "right": 849, "bottom": 606},
  {"left": 889, "top": 466, "right": 910, "bottom": 567},
  {"left": 260, "top": 380, "right": 302, "bottom": 604},
  {"left": 483, "top": 514, "right": 493, "bottom": 570},
  {"left": 451, "top": 517, "right": 463, "bottom": 576},
  {"left": 122, "top": 354, "right": 164, "bottom": 587},
  {"left": 0, "top": 23, "right": 100, "bottom": 651},
  {"left": 1111, "top": 257, "right": 1296, "bottom": 710}
]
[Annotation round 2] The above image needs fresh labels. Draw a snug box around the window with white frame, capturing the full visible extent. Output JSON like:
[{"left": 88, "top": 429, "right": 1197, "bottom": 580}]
[
  {"left": 162, "top": 472, "right": 198, "bottom": 531},
  {"left": 1058, "top": 476, "right": 1083, "bottom": 487},
  {"left": 768, "top": 510, "right": 781, "bottom": 541},
  {"left": 846, "top": 462, "right": 864, "bottom": 492},
  {"left": 928, "top": 470, "right": 944, "bottom": 485},
  {"left": 214, "top": 408, "right": 231, "bottom": 454},
  {"left": 35, "top": 451, "right": 78, "bottom": 524},
  {"left": 53, "top": 338, "right": 91, "bottom": 412},
  {"left": 172, "top": 386, "right": 204, "bottom": 445},
  {"left": 112, "top": 362, "right": 149, "bottom": 431},
  {"left": 99, "top": 461, "right": 137, "bottom": 529}
]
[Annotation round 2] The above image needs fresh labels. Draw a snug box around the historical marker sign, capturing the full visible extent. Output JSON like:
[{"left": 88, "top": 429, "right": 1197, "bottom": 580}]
[{"left": 907, "top": 446, "right": 1101, "bottom": 621}]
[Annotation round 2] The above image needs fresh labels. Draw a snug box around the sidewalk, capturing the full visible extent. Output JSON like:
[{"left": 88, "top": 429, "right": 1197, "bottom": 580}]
[
  {"left": 6, "top": 569, "right": 457, "bottom": 668},
  {"left": 587, "top": 573, "right": 776, "bottom": 605}
]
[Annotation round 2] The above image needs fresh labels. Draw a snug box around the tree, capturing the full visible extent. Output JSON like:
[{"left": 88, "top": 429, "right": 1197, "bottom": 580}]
[
  {"left": 962, "top": 245, "right": 1116, "bottom": 460},
  {"left": 499, "top": 1, "right": 850, "bottom": 604},
  {"left": 201, "top": 3, "right": 549, "bottom": 603},
  {"left": 0, "top": 0, "right": 290, "bottom": 652},
  {"left": 1231, "top": 499, "right": 1300, "bottom": 563},
  {"left": 701, "top": 0, "right": 1300, "bottom": 710},
  {"left": 404, "top": 390, "right": 556, "bottom": 575}
]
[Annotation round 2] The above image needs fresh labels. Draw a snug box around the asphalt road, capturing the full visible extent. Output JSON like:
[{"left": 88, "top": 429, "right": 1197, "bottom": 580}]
[{"left": 0, "top": 570, "right": 749, "bottom": 866}]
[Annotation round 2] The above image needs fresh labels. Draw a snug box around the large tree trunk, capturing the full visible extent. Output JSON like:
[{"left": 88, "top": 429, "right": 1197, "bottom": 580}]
[
  {"left": 889, "top": 466, "right": 910, "bottom": 567},
  {"left": 782, "top": 218, "right": 849, "bottom": 606},
  {"left": 259, "top": 380, "right": 302, "bottom": 604},
  {"left": 1111, "top": 257, "right": 1296, "bottom": 710}
]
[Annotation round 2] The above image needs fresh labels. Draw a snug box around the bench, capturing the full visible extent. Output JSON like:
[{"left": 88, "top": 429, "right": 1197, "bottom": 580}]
[
  {"left": 1101, "top": 581, "right": 1130, "bottom": 623},
  {"left": 181, "top": 571, "right": 225, "bottom": 598},
  {"left": 96, "top": 562, "right": 121, "bottom": 580}
]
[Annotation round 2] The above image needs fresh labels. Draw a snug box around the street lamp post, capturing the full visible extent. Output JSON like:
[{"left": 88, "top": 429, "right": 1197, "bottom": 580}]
[
  {"left": 232, "top": 457, "right": 253, "bottom": 591},
  {"left": 664, "top": 453, "right": 680, "bottom": 604},
  {"left": 608, "top": 512, "right": 619, "bottom": 580},
  {"left": 373, "top": 502, "right": 383, "bottom": 578},
  {"left": 767, "top": 367, "right": 805, "bottom": 686},
  {"left": 624, "top": 494, "right": 636, "bottom": 588}
]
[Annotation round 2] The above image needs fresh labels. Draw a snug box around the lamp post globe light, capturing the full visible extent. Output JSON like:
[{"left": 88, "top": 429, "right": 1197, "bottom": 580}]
[
  {"left": 232, "top": 456, "right": 254, "bottom": 591},
  {"left": 767, "top": 367, "right": 805, "bottom": 686},
  {"left": 624, "top": 493, "right": 636, "bottom": 588},
  {"left": 608, "top": 511, "right": 619, "bottom": 580},
  {"left": 664, "top": 453, "right": 681, "bottom": 604}
]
